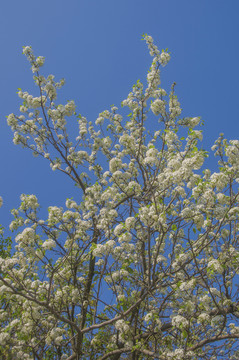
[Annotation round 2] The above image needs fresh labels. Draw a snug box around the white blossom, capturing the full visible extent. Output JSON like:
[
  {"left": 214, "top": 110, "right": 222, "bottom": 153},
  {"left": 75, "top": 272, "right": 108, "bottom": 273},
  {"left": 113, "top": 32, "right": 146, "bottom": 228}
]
[
  {"left": 42, "top": 239, "right": 56, "bottom": 250},
  {"left": 172, "top": 315, "right": 189, "bottom": 328}
]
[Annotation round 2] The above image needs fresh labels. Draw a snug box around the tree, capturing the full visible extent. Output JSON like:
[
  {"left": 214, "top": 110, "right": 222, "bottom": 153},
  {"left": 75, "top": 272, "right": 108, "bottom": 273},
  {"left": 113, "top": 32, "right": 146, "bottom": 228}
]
[{"left": 0, "top": 34, "right": 238, "bottom": 360}]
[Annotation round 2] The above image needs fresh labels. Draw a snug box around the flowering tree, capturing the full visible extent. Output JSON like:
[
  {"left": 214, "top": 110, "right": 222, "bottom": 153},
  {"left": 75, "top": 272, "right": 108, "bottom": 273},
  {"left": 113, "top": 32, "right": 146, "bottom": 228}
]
[{"left": 0, "top": 35, "right": 239, "bottom": 359}]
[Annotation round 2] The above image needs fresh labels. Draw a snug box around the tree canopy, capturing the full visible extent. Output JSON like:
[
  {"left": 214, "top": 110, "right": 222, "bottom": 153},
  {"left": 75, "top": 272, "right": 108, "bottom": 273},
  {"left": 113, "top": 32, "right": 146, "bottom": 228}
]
[{"left": 0, "top": 35, "right": 239, "bottom": 359}]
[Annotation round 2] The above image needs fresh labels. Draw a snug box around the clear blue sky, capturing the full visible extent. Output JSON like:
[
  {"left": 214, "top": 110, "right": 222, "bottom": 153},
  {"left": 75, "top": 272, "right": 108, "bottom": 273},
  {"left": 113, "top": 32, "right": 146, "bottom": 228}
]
[{"left": 1, "top": 0, "right": 239, "bottom": 233}]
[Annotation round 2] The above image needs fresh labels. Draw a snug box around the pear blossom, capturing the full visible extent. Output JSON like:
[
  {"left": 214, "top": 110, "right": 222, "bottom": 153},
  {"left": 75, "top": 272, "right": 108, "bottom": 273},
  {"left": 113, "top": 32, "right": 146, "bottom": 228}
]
[
  {"left": 172, "top": 315, "right": 189, "bottom": 329},
  {"left": 42, "top": 239, "right": 56, "bottom": 250}
]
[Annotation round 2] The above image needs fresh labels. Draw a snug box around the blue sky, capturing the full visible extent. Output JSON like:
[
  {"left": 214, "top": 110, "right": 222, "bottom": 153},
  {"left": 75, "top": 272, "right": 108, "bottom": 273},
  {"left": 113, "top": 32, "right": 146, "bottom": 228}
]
[{"left": 0, "top": 0, "right": 239, "bottom": 233}]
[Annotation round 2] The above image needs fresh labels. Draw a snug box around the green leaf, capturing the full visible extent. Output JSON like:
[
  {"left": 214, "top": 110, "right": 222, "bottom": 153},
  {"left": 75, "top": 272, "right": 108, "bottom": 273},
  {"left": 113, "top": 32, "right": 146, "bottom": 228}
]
[
  {"left": 182, "top": 329, "right": 188, "bottom": 338},
  {"left": 126, "top": 267, "right": 133, "bottom": 274}
]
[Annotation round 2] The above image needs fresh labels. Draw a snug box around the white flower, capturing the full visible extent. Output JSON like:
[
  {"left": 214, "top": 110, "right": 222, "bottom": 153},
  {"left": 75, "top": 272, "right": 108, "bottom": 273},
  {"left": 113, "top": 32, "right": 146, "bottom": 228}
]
[
  {"left": 109, "top": 158, "right": 122, "bottom": 173},
  {"left": 229, "top": 323, "right": 239, "bottom": 335},
  {"left": 172, "top": 315, "right": 189, "bottom": 329},
  {"left": 209, "top": 287, "right": 221, "bottom": 297},
  {"left": 111, "top": 271, "right": 120, "bottom": 281},
  {"left": 207, "top": 259, "right": 224, "bottom": 274},
  {"left": 36, "top": 56, "right": 45, "bottom": 67},
  {"left": 64, "top": 100, "right": 76, "bottom": 116},
  {"left": 119, "top": 232, "right": 132, "bottom": 243},
  {"left": 55, "top": 336, "right": 63, "bottom": 345},
  {"left": 115, "top": 319, "right": 129, "bottom": 332},
  {"left": 0, "top": 332, "right": 10, "bottom": 345},
  {"left": 22, "top": 46, "right": 32, "bottom": 55},
  {"left": 0, "top": 285, "right": 10, "bottom": 295},
  {"left": 160, "top": 51, "right": 170, "bottom": 66},
  {"left": 144, "top": 312, "right": 154, "bottom": 323},
  {"left": 197, "top": 313, "right": 210, "bottom": 324},
  {"left": 151, "top": 99, "right": 165, "bottom": 115},
  {"left": 167, "top": 349, "right": 184, "bottom": 359},
  {"left": 42, "top": 239, "right": 56, "bottom": 250},
  {"left": 7, "top": 113, "right": 18, "bottom": 129},
  {"left": 125, "top": 217, "right": 136, "bottom": 231},
  {"left": 105, "top": 240, "right": 116, "bottom": 249},
  {"left": 20, "top": 194, "right": 39, "bottom": 210},
  {"left": 169, "top": 96, "right": 181, "bottom": 118},
  {"left": 190, "top": 117, "right": 200, "bottom": 127},
  {"left": 210, "top": 172, "right": 228, "bottom": 191},
  {"left": 20, "top": 105, "right": 28, "bottom": 113},
  {"left": 156, "top": 255, "right": 167, "bottom": 264},
  {"left": 15, "top": 227, "right": 35, "bottom": 246},
  {"left": 117, "top": 294, "right": 126, "bottom": 302},
  {"left": 114, "top": 224, "right": 124, "bottom": 236}
]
